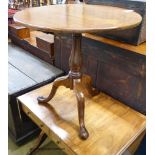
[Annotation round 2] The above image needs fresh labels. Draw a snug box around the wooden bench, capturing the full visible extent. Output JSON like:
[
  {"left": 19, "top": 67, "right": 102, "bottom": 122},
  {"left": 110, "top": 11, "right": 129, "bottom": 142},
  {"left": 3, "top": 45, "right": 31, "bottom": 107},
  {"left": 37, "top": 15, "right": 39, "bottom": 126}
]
[
  {"left": 8, "top": 42, "right": 64, "bottom": 144},
  {"left": 18, "top": 83, "right": 146, "bottom": 155}
]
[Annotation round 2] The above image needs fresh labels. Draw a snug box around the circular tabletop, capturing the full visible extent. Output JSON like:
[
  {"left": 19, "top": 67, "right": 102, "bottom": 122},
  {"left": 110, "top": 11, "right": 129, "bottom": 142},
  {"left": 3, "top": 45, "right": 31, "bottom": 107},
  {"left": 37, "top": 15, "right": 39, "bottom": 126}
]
[{"left": 14, "top": 4, "right": 142, "bottom": 33}]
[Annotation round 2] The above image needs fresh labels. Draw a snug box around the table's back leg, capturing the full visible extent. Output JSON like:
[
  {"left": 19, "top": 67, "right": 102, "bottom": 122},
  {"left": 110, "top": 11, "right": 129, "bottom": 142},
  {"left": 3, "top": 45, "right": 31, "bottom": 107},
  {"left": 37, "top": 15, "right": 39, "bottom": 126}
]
[{"left": 82, "top": 75, "right": 99, "bottom": 97}]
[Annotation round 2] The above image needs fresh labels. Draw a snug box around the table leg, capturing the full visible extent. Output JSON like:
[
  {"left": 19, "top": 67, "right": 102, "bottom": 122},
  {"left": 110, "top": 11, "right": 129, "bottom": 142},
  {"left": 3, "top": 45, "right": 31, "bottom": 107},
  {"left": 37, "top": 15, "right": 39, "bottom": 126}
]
[
  {"left": 37, "top": 33, "right": 98, "bottom": 140},
  {"left": 26, "top": 131, "right": 47, "bottom": 155},
  {"left": 74, "top": 78, "right": 89, "bottom": 139},
  {"left": 37, "top": 75, "right": 71, "bottom": 103}
]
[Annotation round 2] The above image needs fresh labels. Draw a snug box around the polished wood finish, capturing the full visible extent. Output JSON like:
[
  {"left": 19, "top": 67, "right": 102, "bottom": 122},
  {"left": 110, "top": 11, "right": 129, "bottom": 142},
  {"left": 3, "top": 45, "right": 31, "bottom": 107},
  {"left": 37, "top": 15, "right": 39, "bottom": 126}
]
[
  {"left": 37, "top": 34, "right": 98, "bottom": 139},
  {"left": 85, "top": 0, "right": 146, "bottom": 45},
  {"left": 14, "top": 4, "right": 142, "bottom": 139},
  {"left": 14, "top": 4, "right": 142, "bottom": 33},
  {"left": 54, "top": 34, "right": 146, "bottom": 114},
  {"left": 83, "top": 33, "right": 146, "bottom": 56},
  {"left": 18, "top": 83, "right": 146, "bottom": 155}
]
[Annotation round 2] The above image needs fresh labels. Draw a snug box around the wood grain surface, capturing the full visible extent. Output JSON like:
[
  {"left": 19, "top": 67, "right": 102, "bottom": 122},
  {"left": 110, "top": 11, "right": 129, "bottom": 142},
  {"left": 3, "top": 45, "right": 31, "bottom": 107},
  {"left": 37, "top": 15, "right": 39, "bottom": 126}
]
[
  {"left": 8, "top": 63, "right": 35, "bottom": 95},
  {"left": 8, "top": 42, "right": 63, "bottom": 83},
  {"left": 83, "top": 33, "right": 146, "bottom": 56},
  {"left": 18, "top": 83, "right": 146, "bottom": 155},
  {"left": 14, "top": 4, "right": 142, "bottom": 33}
]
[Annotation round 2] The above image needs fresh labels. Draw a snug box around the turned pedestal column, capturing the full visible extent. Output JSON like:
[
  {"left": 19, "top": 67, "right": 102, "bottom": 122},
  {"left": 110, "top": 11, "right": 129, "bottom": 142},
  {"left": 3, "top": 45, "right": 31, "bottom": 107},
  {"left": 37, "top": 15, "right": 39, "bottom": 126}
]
[{"left": 37, "top": 33, "right": 98, "bottom": 139}]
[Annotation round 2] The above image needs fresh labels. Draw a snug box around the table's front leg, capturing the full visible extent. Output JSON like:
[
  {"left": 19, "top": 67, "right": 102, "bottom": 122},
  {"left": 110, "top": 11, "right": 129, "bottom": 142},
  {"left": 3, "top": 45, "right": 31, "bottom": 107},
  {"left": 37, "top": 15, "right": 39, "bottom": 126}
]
[
  {"left": 37, "top": 75, "right": 71, "bottom": 103},
  {"left": 74, "top": 79, "right": 89, "bottom": 139},
  {"left": 69, "top": 33, "right": 90, "bottom": 139}
]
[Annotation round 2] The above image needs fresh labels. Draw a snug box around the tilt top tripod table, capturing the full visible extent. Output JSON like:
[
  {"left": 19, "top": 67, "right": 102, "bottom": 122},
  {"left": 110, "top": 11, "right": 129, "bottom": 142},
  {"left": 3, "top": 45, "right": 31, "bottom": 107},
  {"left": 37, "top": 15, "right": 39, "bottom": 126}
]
[{"left": 14, "top": 4, "right": 142, "bottom": 140}]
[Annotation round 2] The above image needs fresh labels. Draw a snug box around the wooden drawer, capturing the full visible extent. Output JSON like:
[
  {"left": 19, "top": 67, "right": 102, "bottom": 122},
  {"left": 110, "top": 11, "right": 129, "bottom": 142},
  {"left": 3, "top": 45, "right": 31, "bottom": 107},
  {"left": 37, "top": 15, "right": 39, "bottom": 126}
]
[
  {"left": 9, "top": 24, "right": 30, "bottom": 39},
  {"left": 36, "top": 33, "right": 54, "bottom": 58}
]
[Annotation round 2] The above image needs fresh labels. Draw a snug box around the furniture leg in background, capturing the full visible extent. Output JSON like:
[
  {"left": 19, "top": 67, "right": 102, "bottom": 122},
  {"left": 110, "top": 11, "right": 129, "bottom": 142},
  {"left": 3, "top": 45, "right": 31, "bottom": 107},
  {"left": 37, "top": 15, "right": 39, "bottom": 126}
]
[{"left": 26, "top": 131, "right": 47, "bottom": 155}]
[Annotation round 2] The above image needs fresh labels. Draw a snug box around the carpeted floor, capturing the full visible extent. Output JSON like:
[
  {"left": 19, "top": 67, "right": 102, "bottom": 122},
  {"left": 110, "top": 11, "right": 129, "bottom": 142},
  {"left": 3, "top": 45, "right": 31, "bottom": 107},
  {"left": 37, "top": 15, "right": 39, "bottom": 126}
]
[{"left": 8, "top": 135, "right": 66, "bottom": 155}]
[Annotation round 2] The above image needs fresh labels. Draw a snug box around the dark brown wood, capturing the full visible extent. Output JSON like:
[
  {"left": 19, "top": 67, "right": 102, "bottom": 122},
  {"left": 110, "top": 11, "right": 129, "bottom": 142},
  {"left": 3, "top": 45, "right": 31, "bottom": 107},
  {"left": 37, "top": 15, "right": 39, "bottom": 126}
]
[
  {"left": 37, "top": 75, "right": 71, "bottom": 103},
  {"left": 26, "top": 131, "right": 47, "bottom": 155},
  {"left": 14, "top": 4, "right": 142, "bottom": 140},
  {"left": 37, "top": 34, "right": 98, "bottom": 139},
  {"left": 69, "top": 34, "right": 82, "bottom": 79},
  {"left": 54, "top": 34, "right": 146, "bottom": 115},
  {"left": 36, "top": 34, "right": 54, "bottom": 58}
]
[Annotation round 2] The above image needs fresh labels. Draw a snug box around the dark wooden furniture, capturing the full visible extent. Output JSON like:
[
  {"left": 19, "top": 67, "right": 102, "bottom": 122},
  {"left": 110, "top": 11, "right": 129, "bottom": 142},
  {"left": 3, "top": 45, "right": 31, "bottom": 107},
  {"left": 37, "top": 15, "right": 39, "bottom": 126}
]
[
  {"left": 85, "top": 0, "right": 146, "bottom": 45},
  {"left": 8, "top": 42, "right": 63, "bottom": 144},
  {"left": 9, "top": 25, "right": 55, "bottom": 65},
  {"left": 18, "top": 83, "right": 146, "bottom": 155},
  {"left": 54, "top": 33, "right": 146, "bottom": 115},
  {"left": 14, "top": 4, "right": 142, "bottom": 140}
]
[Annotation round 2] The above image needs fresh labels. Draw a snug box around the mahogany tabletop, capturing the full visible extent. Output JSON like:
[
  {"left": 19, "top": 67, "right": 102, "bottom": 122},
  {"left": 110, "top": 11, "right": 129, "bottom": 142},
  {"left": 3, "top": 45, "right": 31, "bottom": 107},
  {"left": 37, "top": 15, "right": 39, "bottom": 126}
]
[{"left": 14, "top": 4, "right": 142, "bottom": 33}]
